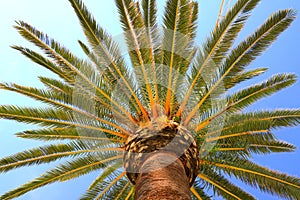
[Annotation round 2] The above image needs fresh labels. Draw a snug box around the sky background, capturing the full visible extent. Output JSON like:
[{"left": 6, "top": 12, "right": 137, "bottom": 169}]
[{"left": 0, "top": 0, "right": 300, "bottom": 199}]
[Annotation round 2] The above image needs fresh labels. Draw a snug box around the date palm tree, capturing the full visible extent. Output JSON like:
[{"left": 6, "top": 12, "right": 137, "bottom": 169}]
[{"left": 1, "top": 0, "right": 300, "bottom": 199}]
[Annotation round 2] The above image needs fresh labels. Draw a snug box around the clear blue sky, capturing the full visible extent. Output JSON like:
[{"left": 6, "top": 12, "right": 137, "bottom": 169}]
[{"left": 0, "top": 0, "right": 299, "bottom": 199}]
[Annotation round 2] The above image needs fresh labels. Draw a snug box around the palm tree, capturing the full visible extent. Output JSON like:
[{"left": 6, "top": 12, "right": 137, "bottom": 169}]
[{"left": 0, "top": 0, "right": 300, "bottom": 199}]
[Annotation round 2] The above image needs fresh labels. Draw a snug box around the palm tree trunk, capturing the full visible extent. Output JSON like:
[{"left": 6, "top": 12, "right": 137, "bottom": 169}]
[{"left": 134, "top": 152, "right": 191, "bottom": 200}]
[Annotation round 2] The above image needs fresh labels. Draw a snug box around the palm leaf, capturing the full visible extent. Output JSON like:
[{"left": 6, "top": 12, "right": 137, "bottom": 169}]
[
  {"left": 198, "top": 167, "right": 255, "bottom": 200},
  {"left": 115, "top": 0, "right": 156, "bottom": 116},
  {"left": 205, "top": 158, "right": 300, "bottom": 200},
  {"left": 177, "top": 0, "right": 261, "bottom": 117},
  {"left": 69, "top": 0, "right": 145, "bottom": 118},
  {"left": 0, "top": 141, "right": 121, "bottom": 173},
  {"left": 0, "top": 154, "right": 122, "bottom": 199},
  {"left": 15, "top": 128, "right": 125, "bottom": 143}
]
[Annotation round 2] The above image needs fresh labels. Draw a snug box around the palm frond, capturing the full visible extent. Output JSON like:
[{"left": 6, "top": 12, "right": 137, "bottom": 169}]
[
  {"left": 205, "top": 158, "right": 300, "bottom": 200},
  {"left": 69, "top": 0, "right": 145, "bottom": 119},
  {"left": 190, "top": 184, "right": 211, "bottom": 200},
  {"left": 141, "top": 0, "right": 160, "bottom": 109},
  {"left": 12, "top": 46, "right": 74, "bottom": 82},
  {"left": 225, "top": 9, "right": 297, "bottom": 79},
  {"left": 87, "top": 160, "right": 123, "bottom": 190},
  {"left": 0, "top": 154, "right": 122, "bottom": 200},
  {"left": 0, "top": 105, "right": 127, "bottom": 138},
  {"left": 248, "top": 140, "right": 296, "bottom": 154},
  {"left": 115, "top": 0, "right": 155, "bottom": 117},
  {"left": 14, "top": 21, "right": 138, "bottom": 124},
  {"left": 80, "top": 170, "right": 126, "bottom": 200},
  {"left": 216, "top": 136, "right": 296, "bottom": 155},
  {"left": 0, "top": 83, "right": 130, "bottom": 135},
  {"left": 115, "top": 182, "right": 132, "bottom": 200},
  {"left": 184, "top": 8, "right": 296, "bottom": 125},
  {"left": 160, "top": 0, "right": 198, "bottom": 115},
  {"left": 177, "top": 0, "right": 261, "bottom": 117},
  {"left": 0, "top": 141, "right": 120, "bottom": 173},
  {"left": 198, "top": 168, "right": 255, "bottom": 200},
  {"left": 15, "top": 128, "right": 125, "bottom": 143},
  {"left": 224, "top": 67, "right": 268, "bottom": 89}
]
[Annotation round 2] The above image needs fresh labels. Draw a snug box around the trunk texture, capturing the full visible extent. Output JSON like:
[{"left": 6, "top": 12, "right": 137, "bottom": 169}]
[{"left": 134, "top": 152, "right": 191, "bottom": 200}]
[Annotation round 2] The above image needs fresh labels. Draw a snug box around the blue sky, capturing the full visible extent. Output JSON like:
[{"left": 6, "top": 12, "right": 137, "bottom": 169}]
[{"left": 0, "top": 0, "right": 300, "bottom": 199}]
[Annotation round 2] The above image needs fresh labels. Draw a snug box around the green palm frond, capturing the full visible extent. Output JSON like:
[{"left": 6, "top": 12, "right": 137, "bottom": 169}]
[
  {"left": 1, "top": 0, "right": 299, "bottom": 199},
  {"left": 114, "top": 182, "right": 133, "bottom": 200},
  {"left": 38, "top": 77, "right": 73, "bottom": 95},
  {"left": 11, "top": 46, "right": 73, "bottom": 82},
  {"left": 204, "top": 157, "right": 300, "bottom": 200},
  {"left": 15, "top": 21, "right": 139, "bottom": 124},
  {"left": 247, "top": 140, "right": 296, "bottom": 154},
  {"left": 87, "top": 161, "right": 123, "bottom": 190},
  {"left": 0, "top": 83, "right": 131, "bottom": 135},
  {"left": 115, "top": 0, "right": 156, "bottom": 116},
  {"left": 215, "top": 135, "right": 296, "bottom": 155},
  {"left": 141, "top": 0, "right": 160, "bottom": 105},
  {"left": 224, "top": 67, "right": 268, "bottom": 89},
  {"left": 196, "top": 106, "right": 300, "bottom": 133},
  {"left": 224, "top": 9, "right": 297, "bottom": 80},
  {"left": 198, "top": 109, "right": 300, "bottom": 152},
  {"left": 15, "top": 128, "right": 125, "bottom": 143},
  {"left": 0, "top": 141, "right": 119, "bottom": 173},
  {"left": 190, "top": 185, "right": 211, "bottom": 200},
  {"left": 69, "top": 0, "right": 144, "bottom": 119},
  {"left": 176, "top": 0, "right": 261, "bottom": 118},
  {"left": 0, "top": 154, "right": 122, "bottom": 200},
  {"left": 160, "top": 0, "right": 198, "bottom": 115},
  {"left": 81, "top": 170, "right": 127, "bottom": 200},
  {"left": 198, "top": 167, "right": 255, "bottom": 200},
  {"left": 184, "top": 8, "right": 296, "bottom": 126}
]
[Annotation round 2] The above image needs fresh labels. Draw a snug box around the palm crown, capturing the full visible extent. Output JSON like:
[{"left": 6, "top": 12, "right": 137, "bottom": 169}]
[{"left": 1, "top": 0, "right": 300, "bottom": 199}]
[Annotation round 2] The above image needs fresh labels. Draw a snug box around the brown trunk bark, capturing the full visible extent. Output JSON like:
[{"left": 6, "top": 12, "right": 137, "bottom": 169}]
[{"left": 134, "top": 152, "right": 191, "bottom": 200}]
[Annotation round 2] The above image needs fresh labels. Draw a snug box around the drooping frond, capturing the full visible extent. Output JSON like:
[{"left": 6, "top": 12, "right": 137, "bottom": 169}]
[
  {"left": 203, "top": 157, "right": 300, "bottom": 200},
  {"left": 0, "top": 141, "right": 121, "bottom": 173},
  {"left": 11, "top": 46, "right": 74, "bottom": 82},
  {"left": 224, "top": 67, "right": 268, "bottom": 89},
  {"left": 198, "top": 167, "right": 255, "bottom": 200},
  {"left": 80, "top": 170, "right": 128, "bottom": 200},
  {"left": 0, "top": 154, "right": 122, "bottom": 199}
]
